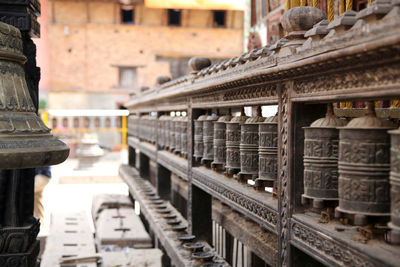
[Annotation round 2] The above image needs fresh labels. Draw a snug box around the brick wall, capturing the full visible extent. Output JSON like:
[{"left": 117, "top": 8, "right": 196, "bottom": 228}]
[{"left": 46, "top": 0, "right": 244, "bottom": 109}]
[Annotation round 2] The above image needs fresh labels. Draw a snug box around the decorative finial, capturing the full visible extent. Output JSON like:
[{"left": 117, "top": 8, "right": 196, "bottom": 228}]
[
  {"left": 156, "top": 76, "right": 171, "bottom": 86},
  {"left": 188, "top": 57, "right": 212, "bottom": 74}
]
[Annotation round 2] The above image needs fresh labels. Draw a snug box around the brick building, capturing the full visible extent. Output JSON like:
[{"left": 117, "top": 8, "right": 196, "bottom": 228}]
[{"left": 38, "top": 0, "right": 244, "bottom": 109}]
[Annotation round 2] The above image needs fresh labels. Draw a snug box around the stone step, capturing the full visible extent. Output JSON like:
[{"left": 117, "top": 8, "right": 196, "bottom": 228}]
[
  {"left": 41, "top": 211, "right": 97, "bottom": 267},
  {"left": 95, "top": 208, "right": 152, "bottom": 249}
]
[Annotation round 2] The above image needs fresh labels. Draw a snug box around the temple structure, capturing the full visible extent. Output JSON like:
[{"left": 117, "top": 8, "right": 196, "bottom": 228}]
[{"left": 0, "top": 0, "right": 400, "bottom": 266}]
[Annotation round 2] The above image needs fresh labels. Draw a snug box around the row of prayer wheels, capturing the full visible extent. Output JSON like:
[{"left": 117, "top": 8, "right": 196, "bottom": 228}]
[
  {"left": 302, "top": 102, "right": 400, "bottom": 242},
  {"left": 194, "top": 108, "right": 278, "bottom": 191},
  {"left": 129, "top": 114, "right": 189, "bottom": 157}
]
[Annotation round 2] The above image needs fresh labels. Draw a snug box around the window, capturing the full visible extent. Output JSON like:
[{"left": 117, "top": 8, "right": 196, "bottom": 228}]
[
  {"left": 121, "top": 5, "right": 134, "bottom": 24},
  {"left": 119, "top": 67, "right": 138, "bottom": 88},
  {"left": 213, "top": 11, "right": 226, "bottom": 27},
  {"left": 168, "top": 9, "right": 181, "bottom": 26}
]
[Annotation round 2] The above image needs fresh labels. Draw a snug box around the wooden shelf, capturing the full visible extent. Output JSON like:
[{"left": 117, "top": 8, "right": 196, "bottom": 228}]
[
  {"left": 128, "top": 137, "right": 157, "bottom": 161},
  {"left": 192, "top": 166, "right": 278, "bottom": 234},
  {"left": 158, "top": 150, "right": 188, "bottom": 181},
  {"left": 291, "top": 213, "right": 400, "bottom": 267}
]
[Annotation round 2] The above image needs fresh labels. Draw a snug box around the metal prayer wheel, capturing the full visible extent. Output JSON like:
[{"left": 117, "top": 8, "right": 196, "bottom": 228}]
[
  {"left": 181, "top": 116, "right": 188, "bottom": 157},
  {"left": 169, "top": 116, "right": 176, "bottom": 152},
  {"left": 164, "top": 115, "right": 171, "bottom": 150},
  {"left": 211, "top": 115, "right": 232, "bottom": 171},
  {"left": 0, "top": 22, "right": 69, "bottom": 169},
  {"left": 255, "top": 115, "right": 278, "bottom": 189},
  {"left": 139, "top": 115, "right": 147, "bottom": 141},
  {"left": 238, "top": 115, "right": 265, "bottom": 182},
  {"left": 128, "top": 114, "right": 139, "bottom": 137},
  {"left": 225, "top": 115, "right": 248, "bottom": 175},
  {"left": 149, "top": 115, "right": 157, "bottom": 144},
  {"left": 158, "top": 115, "right": 169, "bottom": 149},
  {"left": 302, "top": 104, "right": 347, "bottom": 208},
  {"left": 194, "top": 115, "right": 207, "bottom": 161},
  {"left": 336, "top": 102, "right": 395, "bottom": 225},
  {"left": 174, "top": 116, "right": 182, "bottom": 154},
  {"left": 388, "top": 128, "right": 400, "bottom": 241},
  {"left": 202, "top": 115, "right": 219, "bottom": 164}
]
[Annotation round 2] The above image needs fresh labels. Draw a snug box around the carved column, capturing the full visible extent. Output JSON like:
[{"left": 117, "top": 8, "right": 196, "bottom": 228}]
[{"left": 0, "top": 1, "right": 41, "bottom": 266}]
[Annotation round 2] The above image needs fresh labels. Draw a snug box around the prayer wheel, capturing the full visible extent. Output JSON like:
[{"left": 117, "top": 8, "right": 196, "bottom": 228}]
[
  {"left": 202, "top": 115, "right": 219, "bottom": 165},
  {"left": 389, "top": 127, "right": 400, "bottom": 243},
  {"left": 169, "top": 115, "right": 176, "bottom": 152},
  {"left": 336, "top": 102, "right": 395, "bottom": 225},
  {"left": 211, "top": 115, "right": 232, "bottom": 171},
  {"left": 149, "top": 115, "right": 157, "bottom": 144},
  {"left": 181, "top": 116, "right": 188, "bottom": 158},
  {"left": 255, "top": 115, "right": 278, "bottom": 189},
  {"left": 194, "top": 115, "right": 207, "bottom": 161},
  {"left": 302, "top": 104, "right": 347, "bottom": 208},
  {"left": 0, "top": 22, "right": 69, "bottom": 169},
  {"left": 238, "top": 113, "right": 264, "bottom": 183},
  {"left": 164, "top": 115, "right": 171, "bottom": 150},
  {"left": 128, "top": 114, "right": 139, "bottom": 137},
  {"left": 174, "top": 116, "right": 182, "bottom": 154},
  {"left": 225, "top": 114, "right": 248, "bottom": 175},
  {"left": 158, "top": 115, "right": 169, "bottom": 149}
]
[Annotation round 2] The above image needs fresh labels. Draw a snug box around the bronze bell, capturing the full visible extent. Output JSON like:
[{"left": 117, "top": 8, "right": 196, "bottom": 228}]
[
  {"left": 202, "top": 114, "right": 219, "bottom": 166},
  {"left": 388, "top": 127, "right": 400, "bottom": 243},
  {"left": 225, "top": 112, "right": 248, "bottom": 176},
  {"left": 238, "top": 108, "right": 264, "bottom": 183},
  {"left": 254, "top": 114, "right": 278, "bottom": 191},
  {"left": 336, "top": 102, "right": 395, "bottom": 225},
  {"left": 173, "top": 116, "right": 182, "bottom": 154},
  {"left": 302, "top": 104, "right": 347, "bottom": 209},
  {"left": 0, "top": 22, "right": 69, "bottom": 169},
  {"left": 211, "top": 114, "right": 232, "bottom": 172},
  {"left": 194, "top": 115, "right": 207, "bottom": 161},
  {"left": 181, "top": 116, "right": 188, "bottom": 158}
]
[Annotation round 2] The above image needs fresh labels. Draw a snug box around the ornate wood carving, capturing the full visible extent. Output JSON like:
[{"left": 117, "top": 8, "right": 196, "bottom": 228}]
[
  {"left": 293, "top": 62, "right": 400, "bottom": 96},
  {"left": 192, "top": 169, "right": 278, "bottom": 232},
  {"left": 278, "top": 86, "right": 290, "bottom": 267},
  {"left": 291, "top": 220, "right": 376, "bottom": 267}
]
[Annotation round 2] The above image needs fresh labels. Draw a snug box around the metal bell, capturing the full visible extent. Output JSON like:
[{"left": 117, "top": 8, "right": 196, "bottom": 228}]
[{"left": 0, "top": 22, "right": 69, "bottom": 169}]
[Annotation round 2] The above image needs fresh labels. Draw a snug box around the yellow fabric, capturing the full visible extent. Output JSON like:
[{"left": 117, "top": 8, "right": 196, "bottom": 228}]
[
  {"left": 34, "top": 174, "right": 50, "bottom": 223},
  {"left": 144, "top": 0, "right": 246, "bottom": 10}
]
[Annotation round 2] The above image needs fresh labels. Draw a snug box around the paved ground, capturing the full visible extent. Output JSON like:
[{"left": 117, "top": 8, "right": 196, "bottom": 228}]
[{"left": 40, "top": 149, "right": 129, "bottom": 236}]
